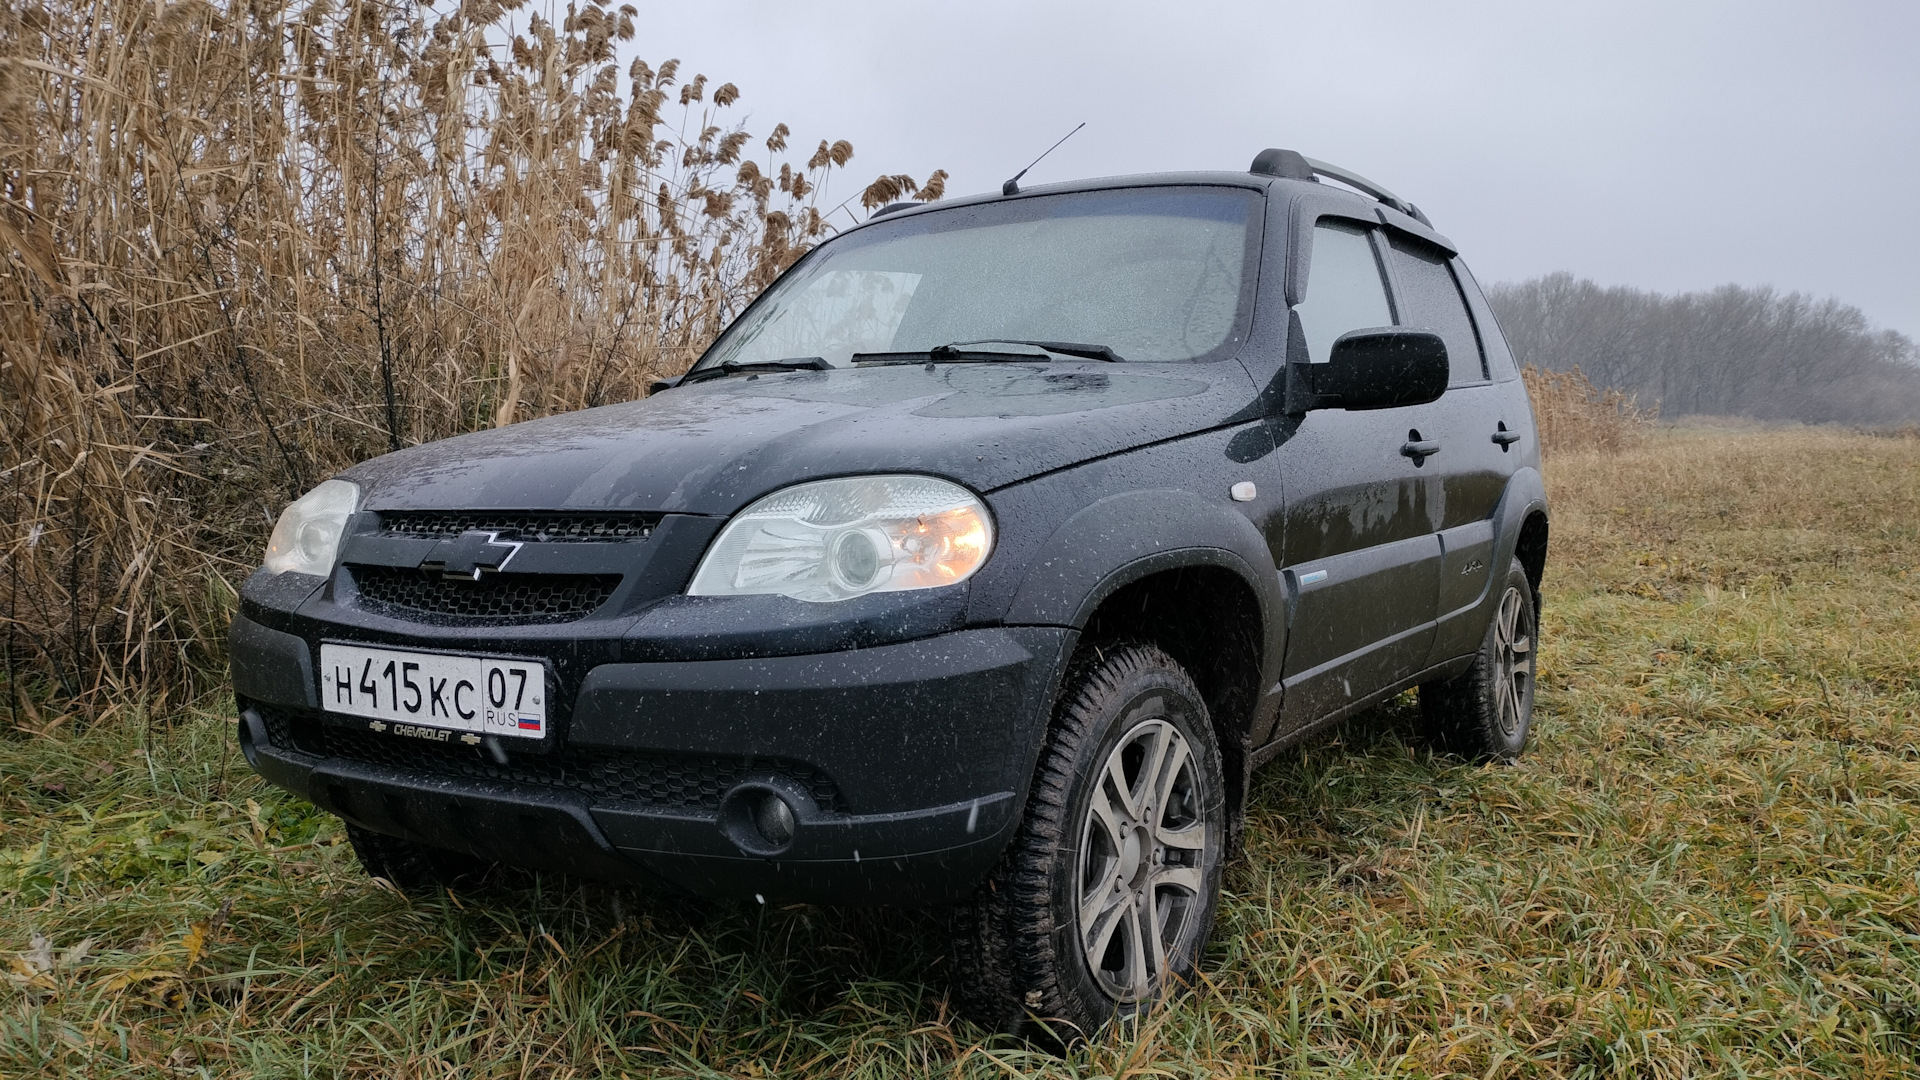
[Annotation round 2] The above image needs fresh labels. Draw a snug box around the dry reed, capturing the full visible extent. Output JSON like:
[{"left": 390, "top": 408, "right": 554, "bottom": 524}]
[
  {"left": 0, "top": 0, "right": 944, "bottom": 714},
  {"left": 1521, "top": 364, "right": 1654, "bottom": 455}
]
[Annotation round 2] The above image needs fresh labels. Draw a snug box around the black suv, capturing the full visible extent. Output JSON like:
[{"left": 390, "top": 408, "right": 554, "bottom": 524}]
[{"left": 231, "top": 149, "right": 1548, "bottom": 1037}]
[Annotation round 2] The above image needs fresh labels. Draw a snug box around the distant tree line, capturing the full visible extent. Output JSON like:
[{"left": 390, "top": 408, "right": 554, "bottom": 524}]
[{"left": 1486, "top": 273, "right": 1920, "bottom": 425}]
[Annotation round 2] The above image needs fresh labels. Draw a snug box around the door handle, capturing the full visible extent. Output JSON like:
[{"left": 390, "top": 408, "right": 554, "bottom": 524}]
[
  {"left": 1400, "top": 439, "right": 1441, "bottom": 461},
  {"left": 1491, "top": 422, "right": 1522, "bottom": 447}
]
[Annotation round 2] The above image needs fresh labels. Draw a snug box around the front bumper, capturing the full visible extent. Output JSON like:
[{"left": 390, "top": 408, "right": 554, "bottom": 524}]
[{"left": 234, "top": 616, "right": 1069, "bottom": 904}]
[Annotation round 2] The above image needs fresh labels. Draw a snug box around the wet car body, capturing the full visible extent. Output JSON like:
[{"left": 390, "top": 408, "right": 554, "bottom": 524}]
[{"left": 232, "top": 163, "right": 1548, "bottom": 906}]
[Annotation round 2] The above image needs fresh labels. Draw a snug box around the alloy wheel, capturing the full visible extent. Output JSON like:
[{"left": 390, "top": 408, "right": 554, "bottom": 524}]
[
  {"left": 1492, "top": 584, "right": 1535, "bottom": 739},
  {"left": 1074, "top": 716, "right": 1209, "bottom": 1003}
]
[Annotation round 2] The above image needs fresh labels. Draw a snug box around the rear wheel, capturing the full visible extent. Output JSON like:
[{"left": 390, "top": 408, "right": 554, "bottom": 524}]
[
  {"left": 1420, "top": 563, "right": 1537, "bottom": 762},
  {"left": 345, "top": 823, "right": 494, "bottom": 894},
  {"left": 950, "top": 644, "right": 1225, "bottom": 1042}
]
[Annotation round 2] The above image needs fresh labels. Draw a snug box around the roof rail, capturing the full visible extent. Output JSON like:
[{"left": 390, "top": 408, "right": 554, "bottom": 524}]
[{"left": 1248, "top": 148, "right": 1431, "bottom": 227}]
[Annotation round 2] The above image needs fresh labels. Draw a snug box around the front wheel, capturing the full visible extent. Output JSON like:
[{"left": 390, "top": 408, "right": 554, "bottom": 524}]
[
  {"left": 950, "top": 644, "right": 1226, "bottom": 1041},
  {"left": 1420, "top": 562, "right": 1538, "bottom": 762}
]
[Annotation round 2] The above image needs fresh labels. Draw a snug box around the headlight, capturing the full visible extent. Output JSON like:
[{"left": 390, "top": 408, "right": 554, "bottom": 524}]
[
  {"left": 263, "top": 479, "right": 359, "bottom": 576},
  {"left": 688, "top": 475, "right": 994, "bottom": 602}
]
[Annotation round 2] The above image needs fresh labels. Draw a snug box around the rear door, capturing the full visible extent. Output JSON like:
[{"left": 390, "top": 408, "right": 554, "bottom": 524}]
[
  {"left": 1267, "top": 215, "right": 1443, "bottom": 728},
  {"left": 1378, "top": 232, "right": 1520, "bottom": 664}
]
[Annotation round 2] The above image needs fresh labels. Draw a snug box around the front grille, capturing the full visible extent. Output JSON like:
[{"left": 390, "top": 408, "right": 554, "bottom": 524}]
[
  {"left": 352, "top": 566, "right": 620, "bottom": 622},
  {"left": 258, "top": 706, "right": 842, "bottom": 812},
  {"left": 380, "top": 511, "right": 656, "bottom": 543}
]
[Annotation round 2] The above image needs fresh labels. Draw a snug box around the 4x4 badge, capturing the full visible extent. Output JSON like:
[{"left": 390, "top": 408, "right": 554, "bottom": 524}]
[{"left": 420, "top": 529, "right": 522, "bottom": 580}]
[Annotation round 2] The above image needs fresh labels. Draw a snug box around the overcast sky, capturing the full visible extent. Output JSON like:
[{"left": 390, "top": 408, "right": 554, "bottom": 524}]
[{"left": 616, "top": 0, "right": 1919, "bottom": 340}]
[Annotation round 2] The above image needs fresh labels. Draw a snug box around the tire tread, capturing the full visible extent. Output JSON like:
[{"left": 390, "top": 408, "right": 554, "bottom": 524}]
[
  {"left": 1420, "top": 564, "right": 1537, "bottom": 762},
  {"left": 949, "top": 643, "right": 1221, "bottom": 1042}
]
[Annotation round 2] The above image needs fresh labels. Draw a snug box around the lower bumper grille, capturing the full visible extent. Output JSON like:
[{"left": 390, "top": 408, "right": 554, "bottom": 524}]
[
  {"left": 257, "top": 706, "right": 842, "bottom": 812},
  {"left": 350, "top": 566, "right": 619, "bottom": 623}
]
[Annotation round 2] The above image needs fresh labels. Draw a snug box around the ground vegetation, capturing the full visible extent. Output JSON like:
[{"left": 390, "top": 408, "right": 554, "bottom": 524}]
[{"left": 5, "top": 419, "right": 1918, "bottom": 1077}]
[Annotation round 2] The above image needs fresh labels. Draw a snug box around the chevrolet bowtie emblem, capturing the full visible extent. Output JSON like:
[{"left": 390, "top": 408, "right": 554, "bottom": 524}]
[{"left": 421, "top": 529, "right": 523, "bottom": 580}]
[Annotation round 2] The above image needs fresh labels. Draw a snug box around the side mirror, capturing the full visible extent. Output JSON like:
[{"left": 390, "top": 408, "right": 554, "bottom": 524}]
[{"left": 1302, "top": 327, "right": 1449, "bottom": 411}]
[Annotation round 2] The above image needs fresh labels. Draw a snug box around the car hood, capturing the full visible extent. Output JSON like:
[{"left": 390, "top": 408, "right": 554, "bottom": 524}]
[{"left": 343, "top": 360, "right": 1263, "bottom": 515}]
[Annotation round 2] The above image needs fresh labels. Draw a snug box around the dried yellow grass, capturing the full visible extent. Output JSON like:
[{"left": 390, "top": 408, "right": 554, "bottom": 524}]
[{"left": 0, "top": 0, "right": 943, "bottom": 709}]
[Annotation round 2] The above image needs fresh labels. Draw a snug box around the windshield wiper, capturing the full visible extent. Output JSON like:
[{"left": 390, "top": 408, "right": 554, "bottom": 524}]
[
  {"left": 852, "top": 346, "right": 1044, "bottom": 365},
  {"left": 677, "top": 357, "right": 831, "bottom": 386},
  {"left": 949, "top": 339, "right": 1124, "bottom": 362},
  {"left": 852, "top": 340, "right": 1125, "bottom": 365}
]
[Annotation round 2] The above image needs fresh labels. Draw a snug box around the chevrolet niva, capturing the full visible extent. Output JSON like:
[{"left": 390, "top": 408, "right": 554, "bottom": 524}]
[{"left": 231, "top": 148, "right": 1547, "bottom": 1038}]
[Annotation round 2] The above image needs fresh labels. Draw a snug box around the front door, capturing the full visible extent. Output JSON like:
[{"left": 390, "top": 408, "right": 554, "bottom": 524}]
[{"left": 1265, "top": 217, "right": 1443, "bottom": 730}]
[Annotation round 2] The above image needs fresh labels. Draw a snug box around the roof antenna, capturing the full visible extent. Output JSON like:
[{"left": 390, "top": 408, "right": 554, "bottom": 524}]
[{"left": 1002, "top": 121, "right": 1085, "bottom": 196}]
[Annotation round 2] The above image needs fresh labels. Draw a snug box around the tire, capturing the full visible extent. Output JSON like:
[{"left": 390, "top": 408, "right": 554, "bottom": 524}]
[
  {"left": 1420, "top": 562, "right": 1538, "bottom": 762},
  {"left": 345, "top": 822, "right": 494, "bottom": 894},
  {"left": 950, "top": 644, "right": 1227, "bottom": 1043}
]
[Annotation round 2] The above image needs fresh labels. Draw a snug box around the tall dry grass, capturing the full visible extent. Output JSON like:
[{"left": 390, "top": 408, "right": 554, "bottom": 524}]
[
  {"left": 1521, "top": 364, "right": 1654, "bottom": 454},
  {"left": 0, "top": 0, "right": 944, "bottom": 715}
]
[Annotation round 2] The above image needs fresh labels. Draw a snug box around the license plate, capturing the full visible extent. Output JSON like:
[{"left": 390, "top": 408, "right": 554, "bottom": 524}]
[{"left": 318, "top": 643, "right": 547, "bottom": 741}]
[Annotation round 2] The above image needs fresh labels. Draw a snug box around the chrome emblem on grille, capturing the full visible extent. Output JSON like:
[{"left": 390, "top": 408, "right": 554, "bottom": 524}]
[{"left": 420, "top": 529, "right": 523, "bottom": 580}]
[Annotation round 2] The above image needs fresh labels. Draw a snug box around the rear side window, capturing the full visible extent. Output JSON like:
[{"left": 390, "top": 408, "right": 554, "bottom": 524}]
[
  {"left": 1451, "top": 258, "right": 1520, "bottom": 382},
  {"left": 1388, "top": 235, "right": 1486, "bottom": 385},
  {"left": 1295, "top": 221, "right": 1392, "bottom": 363}
]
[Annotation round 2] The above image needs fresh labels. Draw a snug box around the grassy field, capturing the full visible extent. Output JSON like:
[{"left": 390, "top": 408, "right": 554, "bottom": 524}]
[{"left": 4, "top": 425, "right": 1919, "bottom": 1078}]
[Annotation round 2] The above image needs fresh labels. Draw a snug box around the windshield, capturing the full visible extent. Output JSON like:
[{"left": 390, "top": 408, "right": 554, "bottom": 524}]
[{"left": 694, "top": 187, "right": 1261, "bottom": 369}]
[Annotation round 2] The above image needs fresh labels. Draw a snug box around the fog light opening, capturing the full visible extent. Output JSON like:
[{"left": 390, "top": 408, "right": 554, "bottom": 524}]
[
  {"left": 754, "top": 792, "right": 797, "bottom": 847},
  {"left": 236, "top": 707, "right": 264, "bottom": 768},
  {"left": 718, "top": 781, "right": 809, "bottom": 857}
]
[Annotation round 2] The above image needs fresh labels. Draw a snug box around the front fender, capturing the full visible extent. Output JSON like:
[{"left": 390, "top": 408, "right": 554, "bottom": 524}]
[
  {"left": 995, "top": 488, "right": 1284, "bottom": 708},
  {"left": 991, "top": 486, "right": 1287, "bottom": 846},
  {"left": 1000, "top": 487, "right": 1280, "bottom": 632}
]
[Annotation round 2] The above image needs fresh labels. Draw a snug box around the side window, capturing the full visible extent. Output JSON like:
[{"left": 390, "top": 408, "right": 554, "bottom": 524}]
[
  {"left": 1295, "top": 221, "right": 1392, "bottom": 364},
  {"left": 1387, "top": 235, "right": 1487, "bottom": 385},
  {"left": 1451, "top": 258, "right": 1520, "bottom": 382}
]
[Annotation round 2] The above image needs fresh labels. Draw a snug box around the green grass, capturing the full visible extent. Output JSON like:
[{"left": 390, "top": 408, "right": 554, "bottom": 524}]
[{"left": 5, "top": 426, "right": 1920, "bottom": 1077}]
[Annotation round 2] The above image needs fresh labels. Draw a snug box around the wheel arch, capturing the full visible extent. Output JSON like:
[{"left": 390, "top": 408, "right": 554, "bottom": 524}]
[
  {"left": 1071, "top": 561, "right": 1266, "bottom": 855},
  {"left": 1515, "top": 509, "right": 1549, "bottom": 610},
  {"left": 999, "top": 487, "right": 1283, "bottom": 856},
  {"left": 1495, "top": 466, "right": 1550, "bottom": 620}
]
